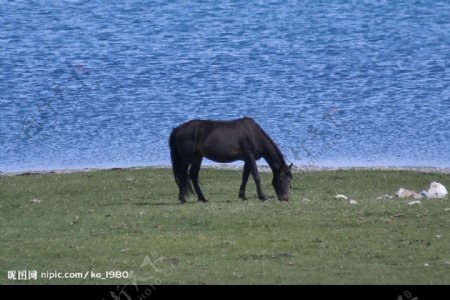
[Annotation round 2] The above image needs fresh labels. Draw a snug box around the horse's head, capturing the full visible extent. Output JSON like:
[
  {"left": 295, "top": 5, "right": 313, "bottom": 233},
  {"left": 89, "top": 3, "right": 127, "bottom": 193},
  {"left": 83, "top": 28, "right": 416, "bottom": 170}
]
[{"left": 272, "top": 163, "right": 293, "bottom": 201}]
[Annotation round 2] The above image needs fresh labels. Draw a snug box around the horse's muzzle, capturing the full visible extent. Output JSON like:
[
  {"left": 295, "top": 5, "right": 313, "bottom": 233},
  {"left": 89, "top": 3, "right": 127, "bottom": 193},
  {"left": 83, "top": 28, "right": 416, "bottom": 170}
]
[{"left": 279, "top": 193, "right": 289, "bottom": 201}]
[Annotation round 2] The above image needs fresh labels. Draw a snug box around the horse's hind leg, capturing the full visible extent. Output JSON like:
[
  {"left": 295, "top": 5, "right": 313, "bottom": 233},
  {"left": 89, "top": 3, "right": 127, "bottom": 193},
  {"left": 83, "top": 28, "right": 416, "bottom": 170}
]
[
  {"left": 177, "top": 161, "right": 190, "bottom": 204},
  {"left": 189, "top": 156, "right": 208, "bottom": 203},
  {"left": 238, "top": 162, "right": 250, "bottom": 200}
]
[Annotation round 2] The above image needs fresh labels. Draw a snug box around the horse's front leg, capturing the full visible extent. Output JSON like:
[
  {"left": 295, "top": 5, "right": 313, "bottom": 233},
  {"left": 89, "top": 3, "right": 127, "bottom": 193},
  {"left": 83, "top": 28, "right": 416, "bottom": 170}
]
[
  {"left": 238, "top": 162, "right": 251, "bottom": 200},
  {"left": 247, "top": 157, "right": 267, "bottom": 201}
]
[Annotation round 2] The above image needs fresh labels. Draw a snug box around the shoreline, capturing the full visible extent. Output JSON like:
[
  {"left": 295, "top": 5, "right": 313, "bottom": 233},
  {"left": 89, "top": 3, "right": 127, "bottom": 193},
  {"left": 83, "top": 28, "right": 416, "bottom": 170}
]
[{"left": 1, "top": 164, "right": 450, "bottom": 176}]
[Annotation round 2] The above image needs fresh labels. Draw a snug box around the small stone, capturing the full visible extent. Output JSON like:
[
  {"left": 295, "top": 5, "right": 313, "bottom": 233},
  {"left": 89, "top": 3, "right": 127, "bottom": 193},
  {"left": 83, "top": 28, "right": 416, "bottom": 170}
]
[
  {"left": 29, "top": 198, "right": 41, "bottom": 204},
  {"left": 163, "top": 257, "right": 179, "bottom": 265},
  {"left": 334, "top": 194, "right": 348, "bottom": 201},
  {"left": 444, "top": 208, "right": 450, "bottom": 212},
  {"left": 408, "top": 200, "right": 421, "bottom": 206},
  {"left": 392, "top": 214, "right": 405, "bottom": 218},
  {"left": 396, "top": 188, "right": 413, "bottom": 198},
  {"left": 395, "top": 188, "right": 422, "bottom": 199},
  {"left": 424, "top": 263, "right": 430, "bottom": 267},
  {"left": 349, "top": 200, "right": 358, "bottom": 205},
  {"left": 72, "top": 216, "right": 80, "bottom": 224},
  {"left": 413, "top": 193, "right": 423, "bottom": 199}
]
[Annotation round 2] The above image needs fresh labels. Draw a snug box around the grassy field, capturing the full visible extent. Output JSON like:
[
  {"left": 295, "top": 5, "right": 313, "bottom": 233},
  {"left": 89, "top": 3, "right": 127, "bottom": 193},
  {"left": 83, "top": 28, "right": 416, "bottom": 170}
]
[{"left": 1, "top": 167, "right": 449, "bottom": 285}]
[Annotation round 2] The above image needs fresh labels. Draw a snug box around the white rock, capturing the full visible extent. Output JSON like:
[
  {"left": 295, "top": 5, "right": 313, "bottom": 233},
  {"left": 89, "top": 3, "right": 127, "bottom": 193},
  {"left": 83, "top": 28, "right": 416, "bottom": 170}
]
[
  {"left": 426, "top": 182, "right": 448, "bottom": 199},
  {"left": 334, "top": 194, "right": 348, "bottom": 200},
  {"left": 349, "top": 200, "right": 358, "bottom": 205},
  {"left": 395, "top": 188, "right": 422, "bottom": 199},
  {"left": 29, "top": 198, "right": 41, "bottom": 204}
]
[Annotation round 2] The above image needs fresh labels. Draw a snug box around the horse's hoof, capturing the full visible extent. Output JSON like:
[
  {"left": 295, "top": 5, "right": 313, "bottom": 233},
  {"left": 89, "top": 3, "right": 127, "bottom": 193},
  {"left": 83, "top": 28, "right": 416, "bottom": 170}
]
[
  {"left": 198, "top": 198, "right": 208, "bottom": 203},
  {"left": 239, "top": 194, "right": 248, "bottom": 200}
]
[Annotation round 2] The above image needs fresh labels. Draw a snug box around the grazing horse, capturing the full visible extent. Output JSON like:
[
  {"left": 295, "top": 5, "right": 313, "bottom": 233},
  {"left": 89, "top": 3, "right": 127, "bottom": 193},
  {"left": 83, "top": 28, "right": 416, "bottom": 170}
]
[{"left": 169, "top": 117, "right": 293, "bottom": 203}]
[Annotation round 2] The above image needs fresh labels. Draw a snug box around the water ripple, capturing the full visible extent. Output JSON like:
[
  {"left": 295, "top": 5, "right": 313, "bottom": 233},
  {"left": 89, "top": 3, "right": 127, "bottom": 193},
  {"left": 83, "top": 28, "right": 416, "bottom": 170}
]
[{"left": 1, "top": 0, "right": 449, "bottom": 172}]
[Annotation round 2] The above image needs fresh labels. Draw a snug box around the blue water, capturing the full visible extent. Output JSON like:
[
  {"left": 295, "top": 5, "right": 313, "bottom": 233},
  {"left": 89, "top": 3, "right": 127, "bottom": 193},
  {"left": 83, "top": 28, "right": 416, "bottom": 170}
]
[{"left": 1, "top": 0, "right": 449, "bottom": 172}]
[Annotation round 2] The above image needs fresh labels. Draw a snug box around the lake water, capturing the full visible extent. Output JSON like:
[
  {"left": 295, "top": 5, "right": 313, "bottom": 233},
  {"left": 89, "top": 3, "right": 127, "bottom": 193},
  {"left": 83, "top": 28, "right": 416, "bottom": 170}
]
[{"left": 1, "top": 0, "right": 449, "bottom": 172}]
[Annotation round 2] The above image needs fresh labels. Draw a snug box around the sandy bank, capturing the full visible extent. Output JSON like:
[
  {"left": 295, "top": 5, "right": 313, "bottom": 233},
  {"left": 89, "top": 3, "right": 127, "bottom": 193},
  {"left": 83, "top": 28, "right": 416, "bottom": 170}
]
[{"left": 1, "top": 164, "right": 450, "bottom": 176}]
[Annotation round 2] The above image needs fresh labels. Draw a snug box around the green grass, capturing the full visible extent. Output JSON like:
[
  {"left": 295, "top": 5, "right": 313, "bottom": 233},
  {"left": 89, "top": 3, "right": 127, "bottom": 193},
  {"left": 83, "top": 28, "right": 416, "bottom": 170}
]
[{"left": 1, "top": 168, "right": 449, "bottom": 284}]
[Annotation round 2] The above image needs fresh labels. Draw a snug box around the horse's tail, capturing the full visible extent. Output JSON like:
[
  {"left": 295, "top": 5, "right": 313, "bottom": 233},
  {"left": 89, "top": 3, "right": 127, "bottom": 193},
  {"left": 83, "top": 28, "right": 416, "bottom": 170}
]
[{"left": 169, "top": 128, "right": 193, "bottom": 199}]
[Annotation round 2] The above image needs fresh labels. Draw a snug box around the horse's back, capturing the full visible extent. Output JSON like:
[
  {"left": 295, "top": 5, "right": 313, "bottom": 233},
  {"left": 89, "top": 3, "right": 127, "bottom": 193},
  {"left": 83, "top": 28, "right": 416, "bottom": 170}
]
[
  {"left": 170, "top": 117, "right": 263, "bottom": 161},
  {"left": 172, "top": 117, "right": 258, "bottom": 137}
]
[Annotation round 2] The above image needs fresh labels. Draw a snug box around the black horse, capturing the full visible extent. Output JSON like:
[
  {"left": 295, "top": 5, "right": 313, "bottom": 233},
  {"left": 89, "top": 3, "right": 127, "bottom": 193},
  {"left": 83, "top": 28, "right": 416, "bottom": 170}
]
[{"left": 169, "top": 117, "right": 293, "bottom": 203}]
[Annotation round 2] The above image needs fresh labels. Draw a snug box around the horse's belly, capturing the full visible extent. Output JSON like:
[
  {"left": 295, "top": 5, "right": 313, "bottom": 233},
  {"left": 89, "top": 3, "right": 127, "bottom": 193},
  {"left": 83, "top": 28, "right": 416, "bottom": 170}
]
[
  {"left": 203, "top": 150, "right": 245, "bottom": 163},
  {"left": 200, "top": 145, "right": 244, "bottom": 163},
  {"left": 204, "top": 154, "right": 243, "bottom": 163}
]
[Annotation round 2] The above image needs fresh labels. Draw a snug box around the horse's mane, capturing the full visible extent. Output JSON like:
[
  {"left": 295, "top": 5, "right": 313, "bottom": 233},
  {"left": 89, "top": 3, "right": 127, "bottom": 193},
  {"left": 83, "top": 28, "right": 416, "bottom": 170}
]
[{"left": 251, "top": 119, "right": 286, "bottom": 164}]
